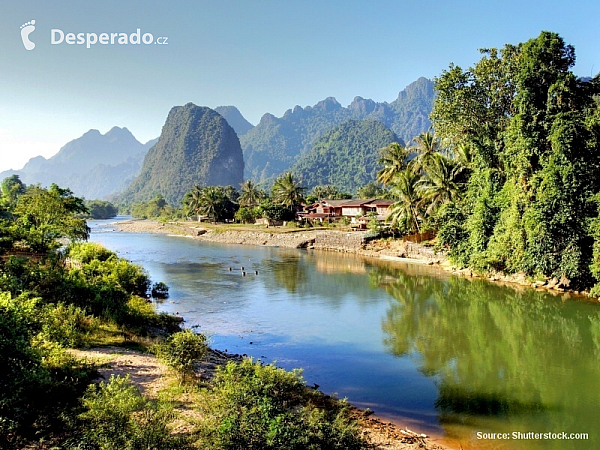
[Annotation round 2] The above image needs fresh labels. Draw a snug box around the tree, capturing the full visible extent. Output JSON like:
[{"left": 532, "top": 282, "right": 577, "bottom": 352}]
[
  {"left": 13, "top": 184, "right": 89, "bottom": 252},
  {"left": 1, "top": 175, "right": 26, "bottom": 207},
  {"left": 271, "top": 173, "right": 306, "bottom": 210},
  {"left": 387, "top": 168, "right": 422, "bottom": 234},
  {"left": 238, "top": 180, "right": 265, "bottom": 207},
  {"left": 417, "top": 153, "right": 466, "bottom": 216},
  {"left": 432, "top": 31, "right": 600, "bottom": 288},
  {"left": 197, "top": 186, "right": 227, "bottom": 223},
  {"left": 409, "top": 131, "right": 442, "bottom": 173},
  {"left": 184, "top": 184, "right": 204, "bottom": 219},
  {"left": 377, "top": 142, "right": 410, "bottom": 186},
  {"left": 356, "top": 182, "right": 390, "bottom": 199},
  {"left": 310, "top": 185, "right": 351, "bottom": 201}
]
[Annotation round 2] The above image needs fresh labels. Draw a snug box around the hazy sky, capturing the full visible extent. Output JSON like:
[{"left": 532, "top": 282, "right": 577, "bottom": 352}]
[{"left": 1, "top": 0, "right": 599, "bottom": 173}]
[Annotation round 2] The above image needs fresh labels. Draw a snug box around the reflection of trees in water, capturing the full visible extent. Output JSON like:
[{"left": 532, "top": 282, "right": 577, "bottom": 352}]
[
  {"left": 263, "top": 251, "right": 382, "bottom": 307},
  {"left": 375, "top": 266, "right": 600, "bottom": 432}
]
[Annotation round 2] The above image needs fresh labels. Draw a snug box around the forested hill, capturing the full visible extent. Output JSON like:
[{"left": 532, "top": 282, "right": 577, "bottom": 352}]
[
  {"left": 0, "top": 127, "right": 154, "bottom": 200},
  {"left": 291, "top": 120, "right": 401, "bottom": 193},
  {"left": 121, "top": 103, "right": 244, "bottom": 206},
  {"left": 241, "top": 77, "right": 434, "bottom": 182}
]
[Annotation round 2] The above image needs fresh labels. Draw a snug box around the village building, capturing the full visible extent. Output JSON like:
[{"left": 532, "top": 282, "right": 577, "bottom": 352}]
[{"left": 297, "top": 198, "right": 393, "bottom": 225}]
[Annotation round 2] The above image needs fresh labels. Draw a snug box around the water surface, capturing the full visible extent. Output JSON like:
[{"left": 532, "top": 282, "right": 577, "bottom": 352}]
[{"left": 90, "top": 219, "right": 600, "bottom": 449}]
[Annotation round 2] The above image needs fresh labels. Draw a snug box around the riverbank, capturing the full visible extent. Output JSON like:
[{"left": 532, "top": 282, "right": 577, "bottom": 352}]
[
  {"left": 70, "top": 345, "right": 452, "bottom": 450},
  {"left": 113, "top": 219, "right": 443, "bottom": 263}
]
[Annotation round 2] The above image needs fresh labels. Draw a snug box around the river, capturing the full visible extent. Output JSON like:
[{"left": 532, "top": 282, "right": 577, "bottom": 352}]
[{"left": 90, "top": 218, "right": 600, "bottom": 449}]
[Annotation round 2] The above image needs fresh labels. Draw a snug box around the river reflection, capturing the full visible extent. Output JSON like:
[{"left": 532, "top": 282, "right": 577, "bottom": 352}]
[
  {"left": 90, "top": 222, "right": 600, "bottom": 449},
  {"left": 373, "top": 266, "right": 600, "bottom": 449}
]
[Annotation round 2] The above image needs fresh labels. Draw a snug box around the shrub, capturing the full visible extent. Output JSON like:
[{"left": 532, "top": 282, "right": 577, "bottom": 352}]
[
  {"left": 39, "top": 302, "right": 95, "bottom": 347},
  {"left": 154, "top": 330, "right": 208, "bottom": 383},
  {"left": 67, "top": 242, "right": 116, "bottom": 264},
  {"left": 77, "top": 375, "right": 188, "bottom": 450},
  {"left": 197, "top": 359, "right": 365, "bottom": 450},
  {"left": 151, "top": 281, "right": 169, "bottom": 299}
]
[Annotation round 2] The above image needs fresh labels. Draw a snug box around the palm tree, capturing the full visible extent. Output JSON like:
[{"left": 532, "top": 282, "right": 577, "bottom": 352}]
[
  {"left": 417, "top": 153, "right": 466, "bottom": 215},
  {"left": 271, "top": 173, "right": 306, "bottom": 210},
  {"left": 239, "top": 180, "right": 265, "bottom": 207},
  {"left": 387, "top": 168, "right": 422, "bottom": 234},
  {"left": 410, "top": 130, "right": 442, "bottom": 174},
  {"left": 184, "top": 184, "right": 204, "bottom": 220},
  {"left": 198, "top": 186, "right": 227, "bottom": 223},
  {"left": 377, "top": 142, "right": 410, "bottom": 186}
]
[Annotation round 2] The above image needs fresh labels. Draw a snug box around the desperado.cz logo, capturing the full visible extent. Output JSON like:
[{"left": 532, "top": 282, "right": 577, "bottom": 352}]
[{"left": 20, "top": 19, "right": 168, "bottom": 50}]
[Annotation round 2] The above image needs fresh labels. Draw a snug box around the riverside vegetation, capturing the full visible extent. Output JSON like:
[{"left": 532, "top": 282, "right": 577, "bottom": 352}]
[{"left": 0, "top": 176, "right": 368, "bottom": 448}]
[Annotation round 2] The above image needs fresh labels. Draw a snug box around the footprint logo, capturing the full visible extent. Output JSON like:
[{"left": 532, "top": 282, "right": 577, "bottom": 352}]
[{"left": 20, "top": 20, "right": 36, "bottom": 50}]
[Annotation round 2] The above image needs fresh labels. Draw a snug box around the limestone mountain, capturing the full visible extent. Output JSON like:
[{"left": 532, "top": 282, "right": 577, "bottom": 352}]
[
  {"left": 291, "top": 120, "right": 401, "bottom": 193},
  {"left": 121, "top": 103, "right": 244, "bottom": 205},
  {"left": 241, "top": 77, "right": 434, "bottom": 182},
  {"left": 0, "top": 127, "right": 153, "bottom": 200},
  {"left": 214, "top": 106, "right": 254, "bottom": 136}
]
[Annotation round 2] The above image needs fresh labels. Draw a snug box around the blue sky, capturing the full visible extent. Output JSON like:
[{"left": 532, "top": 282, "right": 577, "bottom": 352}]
[{"left": 1, "top": 0, "right": 599, "bottom": 173}]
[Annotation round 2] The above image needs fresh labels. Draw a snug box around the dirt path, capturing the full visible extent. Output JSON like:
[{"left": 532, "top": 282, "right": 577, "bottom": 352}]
[{"left": 70, "top": 346, "right": 454, "bottom": 450}]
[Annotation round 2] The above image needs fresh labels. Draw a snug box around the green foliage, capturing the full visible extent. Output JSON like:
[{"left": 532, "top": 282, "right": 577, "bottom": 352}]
[
  {"left": 154, "top": 330, "right": 208, "bottom": 383},
  {"left": 183, "top": 185, "right": 237, "bottom": 223},
  {"left": 309, "top": 185, "right": 352, "bottom": 201},
  {"left": 260, "top": 201, "right": 294, "bottom": 222},
  {"left": 239, "top": 180, "right": 267, "bottom": 207},
  {"left": 377, "top": 142, "right": 410, "bottom": 186},
  {"left": 38, "top": 302, "right": 95, "bottom": 348},
  {"left": 85, "top": 200, "right": 118, "bottom": 219},
  {"left": 197, "top": 359, "right": 365, "bottom": 450},
  {"left": 0, "top": 292, "right": 49, "bottom": 441},
  {"left": 131, "top": 195, "right": 173, "bottom": 219},
  {"left": 431, "top": 31, "right": 600, "bottom": 288},
  {"left": 13, "top": 184, "right": 89, "bottom": 252},
  {"left": 78, "top": 375, "right": 189, "bottom": 450},
  {"left": 1, "top": 175, "right": 26, "bottom": 207},
  {"left": 271, "top": 172, "right": 306, "bottom": 210},
  {"left": 68, "top": 242, "right": 116, "bottom": 263},
  {"left": 234, "top": 206, "right": 258, "bottom": 224},
  {"left": 356, "top": 182, "right": 390, "bottom": 199},
  {"left": 291, "top": 120, "right": 400, "bottom": 193}
]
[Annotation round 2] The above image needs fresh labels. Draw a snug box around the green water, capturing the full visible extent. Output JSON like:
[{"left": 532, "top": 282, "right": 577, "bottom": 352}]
[{"left": 91, "top": 221, "right": 600, "bottom": 449}]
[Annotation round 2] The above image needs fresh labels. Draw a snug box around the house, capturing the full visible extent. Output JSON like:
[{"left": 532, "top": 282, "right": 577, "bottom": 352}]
[{"left": 297, "top": 198, "right": 393, "bottom": 224}]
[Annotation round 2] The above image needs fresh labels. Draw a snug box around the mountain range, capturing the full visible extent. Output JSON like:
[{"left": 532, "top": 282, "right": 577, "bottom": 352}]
[
  {"left": 0, "top": 127, "right": 156, "bottom": 200},
  {"left": 241, "top": 77, "right": 434, "bottom": 182},
  {"left": 1, "top": 77, "right": 435, "bottom": 202}
]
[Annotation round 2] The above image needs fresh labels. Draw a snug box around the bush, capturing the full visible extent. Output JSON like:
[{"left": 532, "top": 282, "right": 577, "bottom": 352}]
[
  {"left": 151, "top": 281, "right": 169, "bottom": 299},
  {"left": 77, "top": 375, "right": 188, "bottom": 450},
  {"left": 67, "top": 242, "right": 116, "bottom": 264},
  {"left": 39, "top": 302, "right": 95, "bottom": 347},
  {"left": 154, "top": 330, "right": 208, "bottom": 383},
  {"left": 197, "top": 359, "right": 365, "bottom": 450}
]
